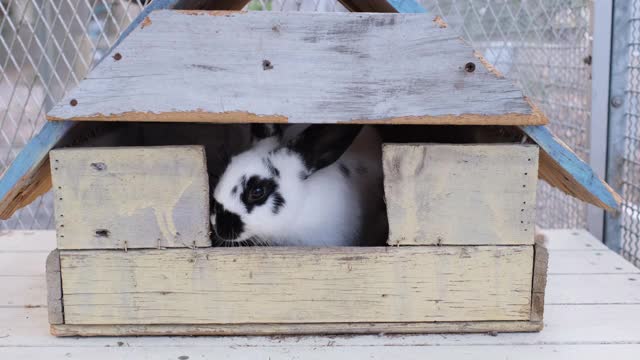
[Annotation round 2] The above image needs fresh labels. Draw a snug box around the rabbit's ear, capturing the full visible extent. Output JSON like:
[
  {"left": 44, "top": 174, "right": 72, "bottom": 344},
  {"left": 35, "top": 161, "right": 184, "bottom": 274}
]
[
  {"left": 287, "top": 124, "right": 363, "bottom": 174},
  {"left": 251, "top": 124, "right": 282, "bottom": 143}
]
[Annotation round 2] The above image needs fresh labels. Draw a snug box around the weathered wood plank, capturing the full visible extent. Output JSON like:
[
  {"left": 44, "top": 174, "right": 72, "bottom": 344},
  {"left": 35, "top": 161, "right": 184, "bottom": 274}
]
[
  {"left": 1, "top": 276, "right": 47, "bottom": 308},
  {"left": 523, "top": 125, "right": 621, "bottom": 212},
  {"left": 6, "top": 304, "right": 640, "bottom": 346},
  {"left": 383, "top": 144, "right": 538, "bottom": 245},
  {"left": 59, "top": 246, "right": 533, "bottom": 325},
  {"left": 548, "top": 248, "right": 640, "bottom": 274},
  {"left": 546, "top": 274, "right": 640, "bottom": 305},
  {"left": 45, "top": 250, "right": 63, "bottom": 325},
  {"left": 0, "top": 121, "right": 74, "bottom": 220},
  {"left": 47, "top": 11, "right": 544, "bottom": 126},
  {"left": 0, "top": 230, "right": 56, "bottom": 252},
  {"left": 8, "top": 344, "right": 640, "bottom": 360},
  {"left": 531, "top": 239, "right": 548, "bottom": 322},
  {"left": 50, "top": 320, "right": 542, "bottom": 337},
  {"left": 50, "top": 146, "right": 210, "bottom": 249},
  {"left": 538, "top": 229, "right": 609, "bottom": 251},
  {"left": 0, "top": 252, "right": 50, "bottom": 277}
]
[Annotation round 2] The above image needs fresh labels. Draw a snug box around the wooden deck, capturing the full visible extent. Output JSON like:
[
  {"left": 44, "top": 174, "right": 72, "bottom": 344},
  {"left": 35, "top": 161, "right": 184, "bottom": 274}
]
[{"left": 1, "top": 229, "right": 639, "bottom": 359}]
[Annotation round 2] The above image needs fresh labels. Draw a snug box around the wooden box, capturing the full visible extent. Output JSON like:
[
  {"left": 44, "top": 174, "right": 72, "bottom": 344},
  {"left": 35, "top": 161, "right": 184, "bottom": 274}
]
[
  {"left": 0, "top": 8, "right": 617, "bottom": 339},
  {"left": 45, "top": 142, "right": 548, "bottom": 336}
]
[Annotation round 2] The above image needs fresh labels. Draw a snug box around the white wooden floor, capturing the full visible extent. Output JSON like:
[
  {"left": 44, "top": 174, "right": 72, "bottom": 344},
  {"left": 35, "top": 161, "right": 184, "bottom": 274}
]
[{"left": 1, "top": 229, "right": 640, "bottom": 359}]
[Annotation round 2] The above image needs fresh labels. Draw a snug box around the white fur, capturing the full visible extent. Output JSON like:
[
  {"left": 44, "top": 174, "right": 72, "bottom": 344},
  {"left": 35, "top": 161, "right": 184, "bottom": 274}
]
[{"left": 212, "top": 125, "right": 386, "bottom": 246}]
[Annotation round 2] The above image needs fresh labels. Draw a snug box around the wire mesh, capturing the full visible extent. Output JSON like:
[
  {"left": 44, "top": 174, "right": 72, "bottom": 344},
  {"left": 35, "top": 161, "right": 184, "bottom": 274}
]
[
  {"left": 420, "top": 0, "right": 592, "bottom": 229},
  {"left": 0, "top": 0, "right": 593, "bottom": 230},
  {"left": 621, "top": 0, "right": 640, "bottom": 267},
  {"left": 0, "top": 0, "right": 146, "bottom": 229}
]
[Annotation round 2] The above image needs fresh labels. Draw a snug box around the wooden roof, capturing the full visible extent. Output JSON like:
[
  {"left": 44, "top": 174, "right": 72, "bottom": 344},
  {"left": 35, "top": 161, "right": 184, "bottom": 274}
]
[
  {"left": 0, "top": 0, "right": 621, "bottom": 219},
  {"left": 46, "top": 11, "right": 546, "bottom": 126}
]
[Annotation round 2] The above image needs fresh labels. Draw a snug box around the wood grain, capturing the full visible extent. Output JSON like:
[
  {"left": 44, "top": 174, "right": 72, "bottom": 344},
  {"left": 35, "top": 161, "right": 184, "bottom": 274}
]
[
  {"left": 383, "top": 144, "right": 538, "bottom": 245},
  {"left": 50, "top": 146, "right": 210, "bottom": 249},
  {"left": 50, "top": 320, "right": 542, "bottom": 337},
  {"left": 531, "top": 239, "right": 549, "bottom": 322},
  {"left": 530, "top": 126, "right": 621, "bottom": 211},
  {"left": 46, "top": 11, "right": 544, "bottom": 126},
  {"left": 46, "top": 250, "right": 63, "bottom": 325},
  {"left": 0, "top": 121, "right": 74, "bottom": 219},
  {"left": 59, "top": 246, "right": 534, "bottom": 325}
]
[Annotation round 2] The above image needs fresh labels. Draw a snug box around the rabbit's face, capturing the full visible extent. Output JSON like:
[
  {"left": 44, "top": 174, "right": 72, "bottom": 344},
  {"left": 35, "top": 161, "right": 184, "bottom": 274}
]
[
  {"left": 212, "top": 137, "right": 305, "bottom": 244},
  {"left": 211, "top": 124, "right": 364, "bottom": 245}
]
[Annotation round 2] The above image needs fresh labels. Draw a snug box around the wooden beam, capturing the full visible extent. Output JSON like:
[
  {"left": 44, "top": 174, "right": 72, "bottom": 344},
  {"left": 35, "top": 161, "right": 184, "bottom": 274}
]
[
  {"left": 531, "top": 237, "right": 549, "bottom": 323},
  {"left": 50, "top": 320, "right": 542, "bottom": 337},
  {"left": 46, "top": 249, "right": 63, "bottom": 325},
  {"left": 523, "top": 125, "right": 621, "bottom": 212},
  {"left": 383, "top": 143, "right": 538, "bottom": 246},
  {"left": 59, "top": 246, "right": 534, "bottom": 325},
  {"left": 50, "top": 146, "right": 211, "bottom": 250}
]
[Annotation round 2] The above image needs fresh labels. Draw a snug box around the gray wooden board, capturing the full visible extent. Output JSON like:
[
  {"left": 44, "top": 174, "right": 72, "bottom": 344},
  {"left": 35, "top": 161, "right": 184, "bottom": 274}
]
[
  {"left": 49, "top": 146, "right": 210, "bottom": 249},
  {"left": 50, "top": 321, "right": 542, "bottom": 337},
  {"left": 45, "top": 250, "right": 63, "bottom": 324},
  {"left": 4, "top": 230, "right": 640, "bottom": 356},
  {"left": 46, "top": 11, "right": 544, "bottom": 125},
  {"left": 5, "top": 304, "right": 640, "bottom": 347},
  {"left": 383, "top": 144, "right": 539, "bottom": 245},
  {"left": 58, "top": 246, "right": 534, "bottom": 325}
]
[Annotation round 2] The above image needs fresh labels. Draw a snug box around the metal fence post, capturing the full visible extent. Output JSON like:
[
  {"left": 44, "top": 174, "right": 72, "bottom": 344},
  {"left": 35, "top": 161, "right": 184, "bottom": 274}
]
[
  {"left": 604, "top": 0, "right": 632, "bottom": 252},
  {"left": 588, "top": 0, "right": 614, "bottom": 240}
]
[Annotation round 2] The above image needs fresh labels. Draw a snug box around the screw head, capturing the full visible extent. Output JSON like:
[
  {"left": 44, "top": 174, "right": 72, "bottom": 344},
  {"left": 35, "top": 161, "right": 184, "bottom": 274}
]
[
  {"left": 611, "top": 97, "right": 623, "bottom": 108},
  {"left": 70, "top": 99, "right": 78, "bottom": 107},
  {"left": 113, "top": 52, "right": 123, "bottom": 61},
  {"left": 464, "top": 62, "right": 476, "bottom": 73}
]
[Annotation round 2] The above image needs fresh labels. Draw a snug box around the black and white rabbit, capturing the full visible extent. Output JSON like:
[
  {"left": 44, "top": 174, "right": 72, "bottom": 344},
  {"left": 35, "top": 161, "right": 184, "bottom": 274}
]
[{"left": 211, "top": 124, "right": 388, "bottom": 246}]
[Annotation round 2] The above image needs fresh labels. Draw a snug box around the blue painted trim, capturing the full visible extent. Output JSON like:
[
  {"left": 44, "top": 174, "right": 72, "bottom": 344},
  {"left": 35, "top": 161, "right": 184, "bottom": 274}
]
[
  {"left": 0, "top": 121, "right": 74, "bottom": 201},
  {"left": 522, "top": 125, "right": 619, "bottom": 211},
  {"left": 386, "top": 0, "right": 427, "bottom": 13}
]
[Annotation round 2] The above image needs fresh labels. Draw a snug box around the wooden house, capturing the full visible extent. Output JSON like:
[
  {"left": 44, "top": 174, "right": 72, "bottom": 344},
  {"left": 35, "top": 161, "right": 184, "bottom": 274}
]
[{"left": 0, "top": 0, "right": 621, "bottom": 336}]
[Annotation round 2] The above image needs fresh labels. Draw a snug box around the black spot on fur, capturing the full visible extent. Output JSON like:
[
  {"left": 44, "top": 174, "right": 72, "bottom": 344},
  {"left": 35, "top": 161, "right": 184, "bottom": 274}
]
[
  {"left": 263, "top": 157, "right": 280, "bottom": 178},
  {"left": 213, "top": 200, "right": 244, "bottom": 241},
  {"left": 339, "top": 163, "right": 351, "bottom": 178},
  {"left": 272, "top": 192, "right": 286, "bottom": 214},
  {"left": 231, "top": 186, "right": 237, "bottom": 195},
  {"left": 241, "top": 176, "right": 278, "bottom": 213}
]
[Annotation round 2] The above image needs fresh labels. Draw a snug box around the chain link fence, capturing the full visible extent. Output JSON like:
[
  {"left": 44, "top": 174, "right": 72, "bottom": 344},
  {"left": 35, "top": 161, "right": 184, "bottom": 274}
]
[
  {"left": 620, "top": 0, "right": 640, "bottom": 266},
  {"left": 0, "top": 0, "right": 146, "bottom": 229},
  {"left": 421, "top": 0, "right": 592, "bottom": 230},
  {"left": 0, "top": 0, "right": 622, "bottom": 253}
]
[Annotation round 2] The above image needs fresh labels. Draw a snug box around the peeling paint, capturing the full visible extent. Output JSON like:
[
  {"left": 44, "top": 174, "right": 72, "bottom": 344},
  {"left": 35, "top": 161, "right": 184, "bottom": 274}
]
[
  {"left": 47, "top": 110, "right": 289, "bottom": 124},
  {"left": 140, "top": 16, "right": 152, "bottom": 29},
  {"left": 433, "top": 15, "right": 448, "bottom": 28}
]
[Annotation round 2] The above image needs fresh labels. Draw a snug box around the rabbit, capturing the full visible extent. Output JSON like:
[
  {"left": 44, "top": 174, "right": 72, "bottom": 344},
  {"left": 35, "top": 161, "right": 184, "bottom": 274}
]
[{"left": 211, "top": 123, "right": 388, "bottom": 247}]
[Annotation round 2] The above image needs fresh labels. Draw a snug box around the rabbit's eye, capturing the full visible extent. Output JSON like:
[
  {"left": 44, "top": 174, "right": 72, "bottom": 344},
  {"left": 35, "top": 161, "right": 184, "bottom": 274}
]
[
  {"left": 248, "top": 185, "right": 266, "bottom": 202},
  {"left": 242, "top": 176, "right": 278, "bottom": 210}
]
